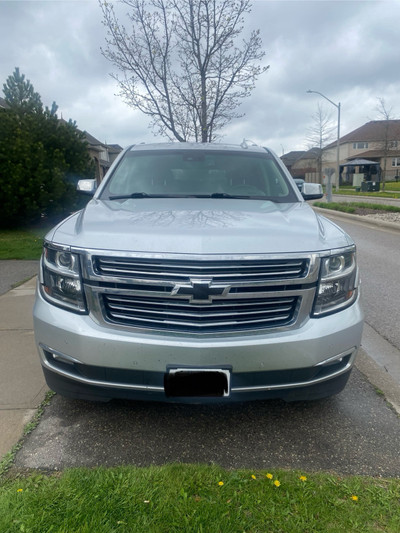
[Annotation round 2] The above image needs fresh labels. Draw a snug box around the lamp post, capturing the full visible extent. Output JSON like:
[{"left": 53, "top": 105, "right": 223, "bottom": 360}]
[{"left": 306, "top": 90, "right": 341, "bottom": 197}]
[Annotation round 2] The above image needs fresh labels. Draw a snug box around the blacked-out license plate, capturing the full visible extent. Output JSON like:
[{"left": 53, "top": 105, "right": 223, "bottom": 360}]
[{"left": 164, "top": 369, "right": 230, "bottom": 398}]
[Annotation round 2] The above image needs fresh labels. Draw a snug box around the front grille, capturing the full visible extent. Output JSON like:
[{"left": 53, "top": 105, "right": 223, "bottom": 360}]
[
  {"left": 85, "top": 254, "right": 317, "bottom": 334},
  {"left": 93, "top": 256, "right": 309, "bottom": 283},
  {"left": 103, "top": 294, "right": 298, "bottom": 333}
]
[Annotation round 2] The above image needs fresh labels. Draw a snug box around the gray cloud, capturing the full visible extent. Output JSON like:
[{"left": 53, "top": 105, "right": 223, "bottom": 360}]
[{"left": 1, "top": 0, "right": 399, "bottom": 154}]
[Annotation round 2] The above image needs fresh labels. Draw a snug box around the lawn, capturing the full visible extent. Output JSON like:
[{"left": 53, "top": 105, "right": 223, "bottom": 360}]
[
  {"left": 1, "top": 464, "right": 399, "bottom": 532},
  {"left": 313, "top": 201, "right": 400, "bottom": 215},
  {"left": 0, "top": 226, "right": 50, "bottom": 260},
  {"left": 335, "top": 180, "right": 400, "bottom": 198}
]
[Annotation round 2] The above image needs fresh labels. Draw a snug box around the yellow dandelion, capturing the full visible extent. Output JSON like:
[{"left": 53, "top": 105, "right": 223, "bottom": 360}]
[
  {"left": 266, "top": 473, "right": 273, "bottom": 479},
  {"left": 300, "top": 475, "right": 307, "bottom": 482},
  {"left": 274, "top": 480, "right": 281, "bottom": 487},
  {"left": 251, "top": 474, "right": 257, "bottom": 480},
  {"left": 218, "top": 481, "right": 224, "bottom": 486},
  {"left": 17, "top": 488, "right": 23, "bottom": 493},
  {"left": 351, "top": 495, "right": 358, "bottom": 501}
]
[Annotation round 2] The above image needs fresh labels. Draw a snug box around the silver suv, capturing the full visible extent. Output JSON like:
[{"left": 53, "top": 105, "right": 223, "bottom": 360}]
[{"left": 33, "top": 143, "right": 363, "bottom": 402}]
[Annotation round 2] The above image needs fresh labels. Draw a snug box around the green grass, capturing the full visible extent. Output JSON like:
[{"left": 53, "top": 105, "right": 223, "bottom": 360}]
[
  {"left": 335, "top": 189, "right": 400, "bottom": 199},
  {"left": 0, "top": 226, "right": 50, "bottom": 260},
  {"left": 1, "top": 464, "right": 399, "bottom": 532},
  {"left": 376, "top": 180, "right": 400, "bottom": 191},
  {"left": 313, "top": 201, "right": 400, "bottom": 214},
  {"left": 334, "top": 181, "right": 400, "bottom": 198}
]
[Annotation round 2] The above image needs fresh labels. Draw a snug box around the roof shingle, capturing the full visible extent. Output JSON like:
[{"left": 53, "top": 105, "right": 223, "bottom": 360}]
[{"left": 326, "top": 120, "right": 400, "bottom": 148}]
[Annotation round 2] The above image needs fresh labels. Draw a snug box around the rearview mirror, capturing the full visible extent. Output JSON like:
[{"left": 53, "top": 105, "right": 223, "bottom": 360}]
[
  {"left": 301, "top": 182, "right": 323, "bottom": 200},
  {"left": 77, "top": 179, "right": 97, "bottom": 196}
]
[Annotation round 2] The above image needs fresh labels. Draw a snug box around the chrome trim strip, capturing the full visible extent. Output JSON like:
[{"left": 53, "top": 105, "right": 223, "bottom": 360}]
[
  {"left": 86, "top": 288, "right": 314, "bottom": 336},
  {"left": 39, "top": 345, "right": 164, "bottom": 392},
  {"left": 108, "top": 313, "right": 293, "bottom": 328},
  {"left": 78, "top": 249, "right": 320, "bottom": 261},
  {"left": 79, "top": 250, "right": 321, "bottom": 286},
  {"left": 315, "top": 348, "right": 355, "bottom": 367},
  {"left": 105, "top": 296, "right": 295, "bottom": 310},
  {"left": 39, "top": 344, "right": 356, "bottom": 395},
  {"left": 73, "top": 246, "right": 355, "bottom": 260},
  {"left": 231, "top": 364, "right": 352, "bottom": 392},
  {"left": 93, "top": 285, "right": 306, "bottom": 299},
  {"left": 232, "top": 350, "right": 356, "bottom": 393}
]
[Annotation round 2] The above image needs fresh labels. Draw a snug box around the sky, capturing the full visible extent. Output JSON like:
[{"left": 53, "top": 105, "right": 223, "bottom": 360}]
[{"left": 1, "top": 0, "right": 399, "bottom": 155}]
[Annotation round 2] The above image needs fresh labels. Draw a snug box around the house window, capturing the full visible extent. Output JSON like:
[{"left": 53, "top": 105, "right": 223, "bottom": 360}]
[
  {"left": 389, "top": 141, "right": 398, "bottom": 148},
  {"left": 99, "top": 149, "right": 110, "bottom": 162},
  {"left": 353, "top": 142, "right": 368, "bottom": 149},
  {"left": 392, "top": 158, "right": 400, "bottom": 167}
]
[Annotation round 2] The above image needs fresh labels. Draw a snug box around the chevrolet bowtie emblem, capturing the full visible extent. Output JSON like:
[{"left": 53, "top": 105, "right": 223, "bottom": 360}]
[{"left": 171, "top": 278, "right": 231, "bottom": 303}]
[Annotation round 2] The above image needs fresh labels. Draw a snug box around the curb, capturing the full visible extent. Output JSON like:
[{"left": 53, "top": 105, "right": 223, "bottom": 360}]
[
  {"left": 355, "top": 349, "right": 400, "bottom": 415},
  {"left": 312, "top": 206, "right": 400, "bottom": 232}
]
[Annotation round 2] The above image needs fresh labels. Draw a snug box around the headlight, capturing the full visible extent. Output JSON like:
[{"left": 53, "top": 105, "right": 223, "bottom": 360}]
[
  {"left": 40, "top": 243, "right": 86, "bottom": 312},
  {"left": 313, "top": 248, "right": 358, "bottom": 317}
]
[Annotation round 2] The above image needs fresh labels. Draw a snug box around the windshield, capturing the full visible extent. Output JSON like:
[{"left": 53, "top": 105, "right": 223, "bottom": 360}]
[{"left": 100, "top": 150, "right": 298, "bottom": 203}]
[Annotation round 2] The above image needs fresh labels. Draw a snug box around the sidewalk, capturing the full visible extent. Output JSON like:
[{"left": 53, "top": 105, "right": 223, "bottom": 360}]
[{"left": 0, "top": 276, "right": 48, "bottom": 458}]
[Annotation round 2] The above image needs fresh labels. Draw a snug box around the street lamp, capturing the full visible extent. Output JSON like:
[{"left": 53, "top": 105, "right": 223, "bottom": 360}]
[{"left": 307, "top": 90, "right": 341, "bottom": 197}]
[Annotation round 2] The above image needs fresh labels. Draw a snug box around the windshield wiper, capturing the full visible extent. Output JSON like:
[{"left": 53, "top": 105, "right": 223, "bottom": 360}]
[
  {"left": 108, "top": 192, "right": 170, "bottom": 200},
  {"left": 189, "top": 192, "right": 256, "bottom": 199},
  {"left": 108, "top": 192, "right": 149, "bottom": 200},
  {"left": 210, "top": 192, "right": 237, "bottom": 198},
  {"left": 108, "top": 191, "right": 263, "bottom": 200}
]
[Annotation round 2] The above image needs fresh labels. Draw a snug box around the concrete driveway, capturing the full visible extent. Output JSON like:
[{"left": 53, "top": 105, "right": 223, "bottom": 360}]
[{"left": 13, "top": 368, "right": 400, "bottom": 477}]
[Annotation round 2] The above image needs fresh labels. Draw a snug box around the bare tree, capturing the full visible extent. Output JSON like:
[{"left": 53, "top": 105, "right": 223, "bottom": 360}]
[
  {"left": 305, "top": 103, "right": 335, "bottom": 182},
  {"left": 376, "top": 97, "right": 397, "bottom": 191},
  {"left": 100, "top": 0, "right": 268, "bottom": 142}
]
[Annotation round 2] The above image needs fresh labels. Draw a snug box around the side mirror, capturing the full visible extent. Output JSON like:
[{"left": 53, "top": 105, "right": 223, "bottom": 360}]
[
  {"left": 77, "top": 179, "right": 97, "bottom": 196},
  {"left": 294, "top": 178, "right": 305, "bottom": 192},
  {"left": 301, "top": 182, "right": 324, "bottom": 200}
]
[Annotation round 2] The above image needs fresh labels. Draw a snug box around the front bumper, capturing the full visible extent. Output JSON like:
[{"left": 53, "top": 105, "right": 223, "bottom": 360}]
[{"left": 33, "top": 286, "right": 364, "bottom": 402}]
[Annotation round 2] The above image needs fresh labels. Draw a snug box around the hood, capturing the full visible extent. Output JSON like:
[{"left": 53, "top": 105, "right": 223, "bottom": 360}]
[{"left": 47, "top": 198, "right": 352, "bottom": 255}]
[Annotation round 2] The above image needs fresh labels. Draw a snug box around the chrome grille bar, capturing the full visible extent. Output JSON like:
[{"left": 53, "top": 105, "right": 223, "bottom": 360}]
[
  {"left": 103, "top": 294, "right": 298, "bottom": 332},
  {"left": 94, "top": 257, "right": 308, "bottom": 282}
]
